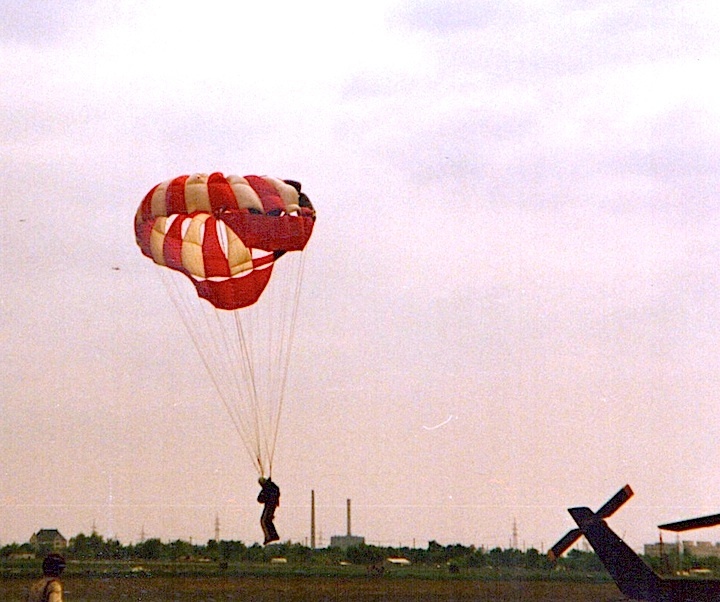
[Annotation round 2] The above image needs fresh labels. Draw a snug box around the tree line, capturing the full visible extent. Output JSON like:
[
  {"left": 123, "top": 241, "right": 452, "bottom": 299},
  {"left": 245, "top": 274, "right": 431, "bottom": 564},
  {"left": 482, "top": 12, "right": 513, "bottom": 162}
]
[{"left": 0, "top": 533, "right": 608, "bottom": 572}]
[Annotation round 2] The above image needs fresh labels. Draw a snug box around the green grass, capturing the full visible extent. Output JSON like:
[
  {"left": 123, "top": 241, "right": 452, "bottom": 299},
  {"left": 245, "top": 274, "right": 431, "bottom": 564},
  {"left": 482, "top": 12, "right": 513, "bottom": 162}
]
[
  {"left": 1, "top": 560, "right": 619, "bottom": 601},
  {"left": 0, "top": 559, "right": 612, "bottom": 581}
]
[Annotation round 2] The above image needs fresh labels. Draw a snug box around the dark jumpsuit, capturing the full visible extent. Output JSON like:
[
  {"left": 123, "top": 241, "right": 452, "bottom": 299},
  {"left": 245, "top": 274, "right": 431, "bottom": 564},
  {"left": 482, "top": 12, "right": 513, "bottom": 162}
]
[{"left": 258, "top": 479, "right": 281, "bottom": 544}]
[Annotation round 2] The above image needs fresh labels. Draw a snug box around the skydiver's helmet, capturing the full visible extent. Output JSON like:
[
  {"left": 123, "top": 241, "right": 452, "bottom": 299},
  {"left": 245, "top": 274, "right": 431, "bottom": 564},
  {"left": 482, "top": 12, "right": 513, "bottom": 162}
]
[
  {"left": 43, "top": 553, "right": 66, "bottom": 577},
  {"left": 259, "top": 477, "right": 268, "bottom": 486}
]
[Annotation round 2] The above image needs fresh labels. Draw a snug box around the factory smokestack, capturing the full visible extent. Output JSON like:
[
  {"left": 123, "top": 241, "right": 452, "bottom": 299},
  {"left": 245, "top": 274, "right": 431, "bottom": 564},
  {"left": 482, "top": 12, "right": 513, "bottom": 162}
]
[
  {"left": 311, "top": 490, "right": 316, "bottom": 549},
  {"left": 347, "top": 499, "right": 351, "bottom": 536}
]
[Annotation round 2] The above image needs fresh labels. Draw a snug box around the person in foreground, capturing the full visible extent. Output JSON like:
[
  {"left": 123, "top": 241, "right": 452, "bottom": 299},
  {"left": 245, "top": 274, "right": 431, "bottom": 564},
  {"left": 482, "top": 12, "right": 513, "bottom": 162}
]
[
  {"left": 27, "top": 553, "right": 65, "bottom": 602},
  {"left": 257, "top": 476, "right": 281, "bottom": 545}
]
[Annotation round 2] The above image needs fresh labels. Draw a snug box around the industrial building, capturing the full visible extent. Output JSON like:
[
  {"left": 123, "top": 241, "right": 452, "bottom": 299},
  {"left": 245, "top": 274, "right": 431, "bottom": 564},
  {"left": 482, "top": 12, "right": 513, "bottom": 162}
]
[
  {"left": 644, "top": 541, "right": 720, "bottom": 559},
  {"left": 329, "top": 499, "right": 365, "bottom": 550}
]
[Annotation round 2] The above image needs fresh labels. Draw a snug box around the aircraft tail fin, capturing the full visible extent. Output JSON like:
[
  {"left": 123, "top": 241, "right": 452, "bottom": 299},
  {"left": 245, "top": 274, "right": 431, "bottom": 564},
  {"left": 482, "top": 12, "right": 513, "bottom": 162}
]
[
  {"left": 569, "top": 507, "right": 662, "bottom": 601},
  {"left": 548, "top": 485, "right": 633, "bottom": 561}
]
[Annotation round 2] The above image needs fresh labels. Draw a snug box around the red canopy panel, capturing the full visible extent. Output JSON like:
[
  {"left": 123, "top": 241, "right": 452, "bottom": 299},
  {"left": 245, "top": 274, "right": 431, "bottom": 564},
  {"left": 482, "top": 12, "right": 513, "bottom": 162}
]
[{"left": 135, "top": 173, "right": 315, "bottom": 310}]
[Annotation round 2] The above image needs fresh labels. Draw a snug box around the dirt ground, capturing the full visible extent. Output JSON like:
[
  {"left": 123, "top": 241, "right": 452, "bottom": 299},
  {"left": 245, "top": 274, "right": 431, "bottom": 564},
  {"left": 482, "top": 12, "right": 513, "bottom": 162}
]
[{"left": 4, "top": 576, "right": 620, "bottom": 602}]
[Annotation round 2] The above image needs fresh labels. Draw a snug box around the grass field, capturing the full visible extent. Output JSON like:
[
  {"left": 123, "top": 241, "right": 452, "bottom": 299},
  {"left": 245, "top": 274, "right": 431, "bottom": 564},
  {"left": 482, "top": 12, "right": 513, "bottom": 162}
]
[{"left": 2, "top": 563, "right": 620, "bottom": 601}]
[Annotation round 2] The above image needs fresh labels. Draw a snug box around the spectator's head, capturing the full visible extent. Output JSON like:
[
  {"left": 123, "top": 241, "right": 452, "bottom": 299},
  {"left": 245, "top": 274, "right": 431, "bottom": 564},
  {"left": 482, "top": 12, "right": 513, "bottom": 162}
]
[{"left": 42, "top": 553, "right": 66, "bottom": 577}]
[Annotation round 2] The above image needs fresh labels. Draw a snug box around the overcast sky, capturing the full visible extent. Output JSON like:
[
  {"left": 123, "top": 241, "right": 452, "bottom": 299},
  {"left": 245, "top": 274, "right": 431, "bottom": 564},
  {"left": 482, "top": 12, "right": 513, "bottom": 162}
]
[{"left": 2, "top": 0, "right": 720, "bottom": 553}]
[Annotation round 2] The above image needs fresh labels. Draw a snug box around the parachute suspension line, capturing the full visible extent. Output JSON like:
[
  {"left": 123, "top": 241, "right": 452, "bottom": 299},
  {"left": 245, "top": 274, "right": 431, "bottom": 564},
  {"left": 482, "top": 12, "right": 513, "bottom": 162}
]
[
  {"left": 267, "top": 252, "right": 308, "bottom": 477},
  {"left": 252, "top": 277, "right": 283, "bottom": 479},
  {"left": 157, "top": 250, "right": 309, "bottom": 479},
  {"left": 209, "top": 306, "right": 263, "bottom": 473},
  {"left": 232, "top": 310, "right": 266, "bottom": 475},
  {"left": 160, "top": 270, "right": 263, "bottom": 475}
]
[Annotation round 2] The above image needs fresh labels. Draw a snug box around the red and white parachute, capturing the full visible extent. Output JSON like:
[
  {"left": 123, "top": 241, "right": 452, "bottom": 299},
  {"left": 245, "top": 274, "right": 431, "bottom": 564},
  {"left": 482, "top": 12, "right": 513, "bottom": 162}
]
[{"left": 135, "top": 173, "right": 315, "bottom": 477}]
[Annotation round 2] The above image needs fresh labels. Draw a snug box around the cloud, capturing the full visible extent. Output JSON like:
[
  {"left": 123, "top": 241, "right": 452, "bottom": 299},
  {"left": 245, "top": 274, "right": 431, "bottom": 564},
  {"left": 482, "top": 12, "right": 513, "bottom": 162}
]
[
  {"left": 337, "top": 0, "right": 720, "bottom": 226},
  {"left": 393, "top": 0, "right": 516, "bottom": 34},
  {"left": 0, "top": 2, "right": 87, "bottom": 45},
  {"left": 393, "top": 1, "right": 719, "bottom": 76}
]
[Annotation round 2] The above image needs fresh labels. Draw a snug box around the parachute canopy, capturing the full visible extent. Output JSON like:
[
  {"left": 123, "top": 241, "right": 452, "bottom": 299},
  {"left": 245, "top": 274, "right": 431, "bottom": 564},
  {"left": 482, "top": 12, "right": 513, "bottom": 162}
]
[
  {"left": 135, "top": 173, "right": 316, "bottom": 477},
  {"left": 135, "top": 173, "right": 315, "bottom": 309}
]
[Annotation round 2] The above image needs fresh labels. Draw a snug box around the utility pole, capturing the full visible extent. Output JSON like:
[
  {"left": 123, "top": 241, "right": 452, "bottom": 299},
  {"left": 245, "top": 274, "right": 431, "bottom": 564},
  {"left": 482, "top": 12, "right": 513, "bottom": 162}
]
[{"left": 347, "top": 499, "right": 352, "bottom": 536}]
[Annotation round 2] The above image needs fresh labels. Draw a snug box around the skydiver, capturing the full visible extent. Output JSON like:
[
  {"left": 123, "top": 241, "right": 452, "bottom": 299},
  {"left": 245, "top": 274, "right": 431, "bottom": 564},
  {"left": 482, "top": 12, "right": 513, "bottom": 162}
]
[{"left": 257, "top": 477, "right": 281, "bottom": 545}]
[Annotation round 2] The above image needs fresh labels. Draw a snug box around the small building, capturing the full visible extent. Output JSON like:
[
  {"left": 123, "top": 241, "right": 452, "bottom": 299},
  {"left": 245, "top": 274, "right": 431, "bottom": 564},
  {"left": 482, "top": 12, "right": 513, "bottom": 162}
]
[
  {"left": 330, "top": 535, "right": 365, "bottom": 550},
  {"left": 644, "top": 542, "right": 679, "bottom": 557},
  {"left": 270, "top": 557, "right": 288, "bottom": 564},
  {"left": 683, "top": 541, "right": 720, "bottom": 559},
  {"left": 30, "top": 529, "right": 67, "bottom": 552}
]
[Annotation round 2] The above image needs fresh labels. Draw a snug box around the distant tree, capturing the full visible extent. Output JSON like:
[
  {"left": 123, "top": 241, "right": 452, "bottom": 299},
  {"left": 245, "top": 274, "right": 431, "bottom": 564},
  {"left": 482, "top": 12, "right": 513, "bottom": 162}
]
[
  {"left": 168, "top": 539, "right": 194, "bottom": 561},
  {"left": 346, "top": 544, "right": 385, "bottom": 565},
  {"left": 276, "top": 542, "right": 313, "bottom": 563},
  {"left": 102, "top": 538, "right": 127, "bottom": 560},
  {"left": 0, "top": 543, "right": 24, "bottom": 558},
  {"left": 467, "top": 548, "right": 488, "bottom": 568},
  {"left": 135, "top": 538, "right": 164, "bottom": 560},
  {"left": 487, "top": 547, "right": 504, "bottom": 567},
  {"left": 426, "top": 540, "right": 448, "bottom": 564},
  {"left": 219, "top": 540, "right": 247, "bottom": 562},
  {"left": 523, "top": 547, "right": 551, "bottom": 570},
  {"left": 68, "top": 533, "right": 94, "bottom": 559},
  {"left": 445, "top": 543, "right": 473, "bottom": 567},
  {"left": 68, "top": 532, "right": 126, "bottom": 560},
  {"left": 561, "top": 549, "right": 605, "bottom": 572},
  {"left": 316, "top": 545, "right": 344, "bottom": 565},
  {"left": 406, "top": 546, "right": 427, "bottom": 564},
  {"left": 205, "top": 539, "right": 220, "bottom": 561}
]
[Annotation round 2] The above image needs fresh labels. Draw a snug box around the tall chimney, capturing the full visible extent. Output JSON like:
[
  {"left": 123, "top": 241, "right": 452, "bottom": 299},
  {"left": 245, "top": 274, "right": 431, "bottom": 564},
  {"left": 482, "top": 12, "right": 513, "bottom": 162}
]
[
  {"left": 310, "top": 490, "right": 316, "bottom": 549},
  {"left": 347, "top": 499, "right": 351, "bottom": 536}
]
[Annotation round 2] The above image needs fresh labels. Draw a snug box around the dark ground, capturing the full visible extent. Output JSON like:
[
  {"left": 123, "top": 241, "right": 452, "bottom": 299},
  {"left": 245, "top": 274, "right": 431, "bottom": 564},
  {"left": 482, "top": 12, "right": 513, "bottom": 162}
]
[{"left": 3, "top": 575, "right": 619, "bottom": 601}]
